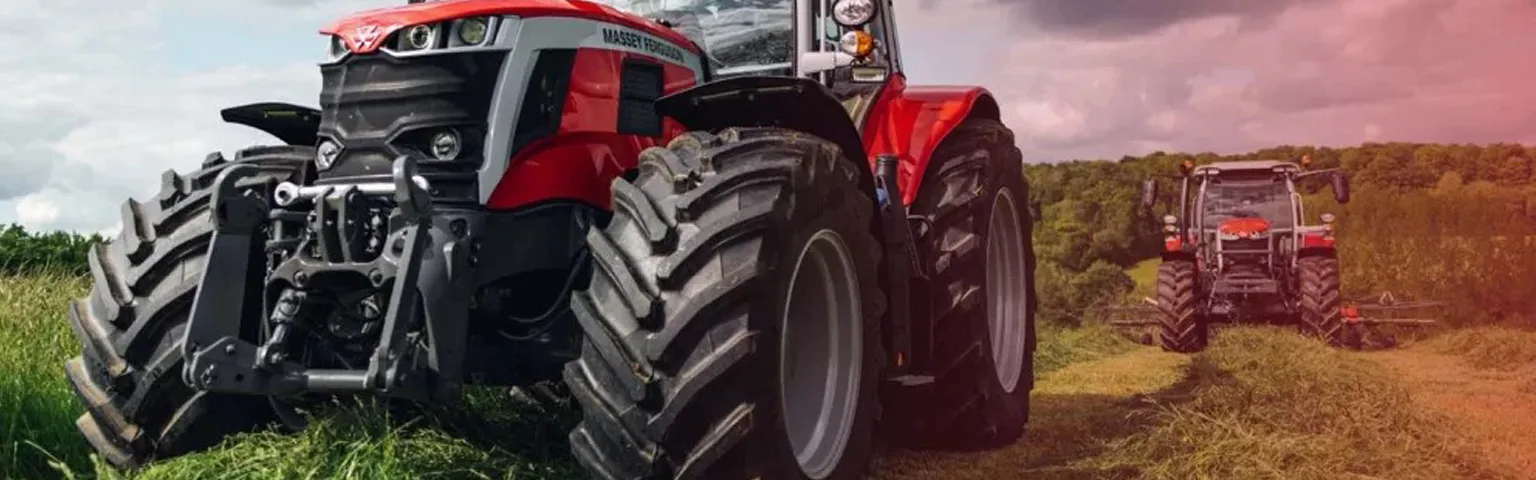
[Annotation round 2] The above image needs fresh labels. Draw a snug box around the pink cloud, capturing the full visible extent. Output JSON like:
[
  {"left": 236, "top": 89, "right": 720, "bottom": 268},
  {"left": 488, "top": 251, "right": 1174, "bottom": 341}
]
[{"left": 905, "top": 0, "right": 1536, "bottom": 161}]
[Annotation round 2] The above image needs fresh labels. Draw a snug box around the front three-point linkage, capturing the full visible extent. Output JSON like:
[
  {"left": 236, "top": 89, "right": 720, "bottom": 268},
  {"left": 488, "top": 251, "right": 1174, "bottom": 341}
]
[{"left": 182, "top": 155, "right": 474, "bottom": 403}]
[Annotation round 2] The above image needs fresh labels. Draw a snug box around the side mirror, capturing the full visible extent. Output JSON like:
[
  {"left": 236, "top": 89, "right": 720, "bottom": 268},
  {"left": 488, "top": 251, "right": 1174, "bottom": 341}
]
[
  {"left": 1331, "top": 172, "right": 1351, "bottom": 204},
  {"left": 799, "top": 51, "right": 856, "bottom": 75},
  {"left": 1139, "top": 179, "right": 1158, "bottom": 210}
]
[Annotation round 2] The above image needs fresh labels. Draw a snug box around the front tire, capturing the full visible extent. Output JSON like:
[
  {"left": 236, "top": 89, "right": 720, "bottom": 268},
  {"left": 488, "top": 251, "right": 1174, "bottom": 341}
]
[
  {"left": 563, "top": 128, "right": 886, "bottom": 480},
  {"left": 900, "top": 118, "right": 1037, "bottom": 448},
  {"left": 1297, "top": 256, "right": 1344, "bottom": 345},
  {"left": 1155, "top": 259, "right": 1206, "bottom": 353},
  {"left": 62, "top": 147, "right": 307, "bottom": 468}
]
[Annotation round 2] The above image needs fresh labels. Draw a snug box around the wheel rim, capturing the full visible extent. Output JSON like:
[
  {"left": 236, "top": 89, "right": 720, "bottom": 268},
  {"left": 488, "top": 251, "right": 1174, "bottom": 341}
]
[
  {"left": 779, "top": 229, "right": 863, "bottom": 479},
  {"left": 985, "top": 187, "right": 1030, "bottom": 394}
]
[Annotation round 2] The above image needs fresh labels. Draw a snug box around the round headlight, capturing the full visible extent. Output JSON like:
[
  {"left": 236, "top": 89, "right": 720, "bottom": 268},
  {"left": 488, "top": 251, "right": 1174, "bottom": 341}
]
[
  {"left": 316, "top": 141, "right": 341, "bottom": 171},
  {"left": 1320, "top": 212, "right": 1336, "bottom": 223},
  {"left": 430, "top": 130, "right": 461, "bottom": 160},
  {"left": 457, "top": 17, "right": 489, "bottom": 45},
  {"left": 832, "top": 0, "right": 877, "bottom": 27},
  {"left": 403, "top": 24, "right": 437, "bottom": 51},
  {"left": 1162, "top": 214, "right": 1177, "bottom": 225}
]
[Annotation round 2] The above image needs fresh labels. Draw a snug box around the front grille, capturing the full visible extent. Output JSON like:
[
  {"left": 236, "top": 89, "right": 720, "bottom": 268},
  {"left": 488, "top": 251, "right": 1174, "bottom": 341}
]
[
  {"left": 1221, "top": 238, "right": 1270, "bottom": 252},
  {"left": 317, "top": 51, "right": 506, "bottom": 204}
]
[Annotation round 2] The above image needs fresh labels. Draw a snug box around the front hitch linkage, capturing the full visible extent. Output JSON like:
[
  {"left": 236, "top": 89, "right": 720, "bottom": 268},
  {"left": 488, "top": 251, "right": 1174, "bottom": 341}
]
[{"left": 182, "top": 155, "right": 472, "bottom": 402}]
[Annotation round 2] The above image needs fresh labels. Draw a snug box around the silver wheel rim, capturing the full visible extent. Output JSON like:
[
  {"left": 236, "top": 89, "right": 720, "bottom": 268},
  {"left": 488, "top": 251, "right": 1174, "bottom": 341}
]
[
  {"left": 779, "top": 229, "right": 863, "bottom": 479},
  {"left": 986, "top": 187, "right": 1030, "bottom": 394}
]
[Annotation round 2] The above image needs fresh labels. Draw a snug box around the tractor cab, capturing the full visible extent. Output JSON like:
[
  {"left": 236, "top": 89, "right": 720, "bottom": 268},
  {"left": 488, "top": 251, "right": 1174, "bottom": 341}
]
[
  {"left": 599, "top": 0, "right": 905, "bottom": 129},
  {"left": 1192, "top": 161, "right": 1302, "bottom": 278}
]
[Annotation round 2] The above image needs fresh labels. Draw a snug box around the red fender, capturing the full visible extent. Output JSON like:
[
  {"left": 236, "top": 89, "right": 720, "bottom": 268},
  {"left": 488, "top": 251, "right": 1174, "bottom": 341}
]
[
  {"left": 321, "top": 0, "right": 700, "bottom": 55},
  {"left": 862, "top": 73, "right": 1001, "bottom": 206}
]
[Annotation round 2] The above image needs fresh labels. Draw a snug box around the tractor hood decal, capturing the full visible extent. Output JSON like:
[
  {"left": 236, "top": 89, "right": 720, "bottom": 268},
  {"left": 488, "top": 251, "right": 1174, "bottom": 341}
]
[
  {"left": 320, "top": 0, "right": 701, "bottom": 55},
  {"left": 1218, "top": 217, "right": 1270, "bottom": 237}
]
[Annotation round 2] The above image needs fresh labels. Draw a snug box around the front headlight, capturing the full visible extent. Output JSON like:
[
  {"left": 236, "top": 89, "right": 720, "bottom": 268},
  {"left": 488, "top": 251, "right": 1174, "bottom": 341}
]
[
  {"left": 832, "top": 0, "right": 877, "bottom": 27},
  {"left": 455, "top": 17, "right": 489, "bottom": 45},
  {"left": 400, "top": 24, "right": 439, "bottom": 51},
  {"left": 430, "top": 130, "right": 462, "bottom": 161},
  {"left": 1218, "top": 232, "right": 1240, "bottom": 241}
]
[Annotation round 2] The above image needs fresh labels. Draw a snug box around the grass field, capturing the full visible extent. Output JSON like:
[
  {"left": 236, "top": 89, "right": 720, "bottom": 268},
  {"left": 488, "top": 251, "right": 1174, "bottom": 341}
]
[
  {"left": 1125, "top": 258, "right": 1160, "bottom": 298},
  {"left": 0, "top": 273, "right": 584, "bottom": 480},
  {"left": 2, "top": 271, "right": 1522, "bottom": 480},
  {"left": 1088, "top": 328, "right": 1498, "bottom": 479}
]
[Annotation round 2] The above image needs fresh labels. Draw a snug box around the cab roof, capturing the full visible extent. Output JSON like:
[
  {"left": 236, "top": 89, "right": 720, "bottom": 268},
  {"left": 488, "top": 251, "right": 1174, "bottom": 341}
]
[{"left": 1193, "top": 160, "right": 1300, "bottom": 175}]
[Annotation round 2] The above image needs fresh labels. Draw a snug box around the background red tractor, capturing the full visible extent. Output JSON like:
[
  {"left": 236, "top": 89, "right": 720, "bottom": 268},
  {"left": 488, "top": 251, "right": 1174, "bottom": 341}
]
[
  {"left": 62, "top": 0, "right": 1037, "bottom": 478},
  {"left": 1136, "top": 159, "right": 1351, "bottom": 352}
]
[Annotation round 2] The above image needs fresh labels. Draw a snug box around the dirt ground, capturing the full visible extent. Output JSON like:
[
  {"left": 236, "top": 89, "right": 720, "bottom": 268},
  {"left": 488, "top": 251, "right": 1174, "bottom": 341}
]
[{"left": 1371, "top": 349, "right": 1536, "bottom": 480}]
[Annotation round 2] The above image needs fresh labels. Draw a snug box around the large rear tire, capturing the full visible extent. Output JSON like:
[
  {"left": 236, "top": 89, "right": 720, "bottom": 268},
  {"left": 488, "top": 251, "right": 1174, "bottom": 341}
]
[
  {"left": 564, "top": 128, "right": 886, "bottom": 480},
  {"left": 899, "top": 118, "right": 1036, "bottom": 449},
  {"left": 1297, "top": 256, "right": 1344, "bottom": 345},
  {"left": 1155, "top": 259, "right": 1206, "bottom": 353},
  {"left": 63, "top": 147, "right": 307, "bottom": 468}
]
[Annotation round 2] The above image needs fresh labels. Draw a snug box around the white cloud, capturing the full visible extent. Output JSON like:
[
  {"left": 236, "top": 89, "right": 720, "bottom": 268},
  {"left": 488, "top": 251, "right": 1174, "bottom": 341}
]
[
  {"left": 2, "top": 0, "right": 389, "bottom": 234},
  {"left": 15, "top": 195, "right": 60, "bottom": 227},
  {"left": 14, "top": 0, "right": 1536, "bottom": 234}
]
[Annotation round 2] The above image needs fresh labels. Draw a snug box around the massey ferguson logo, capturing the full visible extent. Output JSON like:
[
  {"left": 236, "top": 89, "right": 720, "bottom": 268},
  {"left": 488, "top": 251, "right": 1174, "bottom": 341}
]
[{"left": 351, "top": 25, "right": 381, "bottom": 50}]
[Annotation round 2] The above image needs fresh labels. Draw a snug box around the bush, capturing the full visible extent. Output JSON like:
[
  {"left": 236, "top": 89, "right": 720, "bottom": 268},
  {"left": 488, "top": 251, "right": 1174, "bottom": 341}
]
[{"left": 0, "top": 224, "right": 101, "bottom": 275}]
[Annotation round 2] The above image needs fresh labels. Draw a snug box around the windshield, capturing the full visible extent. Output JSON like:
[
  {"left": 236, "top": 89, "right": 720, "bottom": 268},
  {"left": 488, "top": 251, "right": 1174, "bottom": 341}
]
[
  {"left": 591, "top": 0, "right": 793, "bottom": 75},
  {"left": 1198, "top": 179, "right": 1295, "bottom": 230}
]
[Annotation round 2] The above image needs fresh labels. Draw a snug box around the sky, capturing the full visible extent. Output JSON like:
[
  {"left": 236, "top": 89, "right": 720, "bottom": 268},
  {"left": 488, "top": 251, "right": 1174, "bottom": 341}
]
[{"left": 5, "top": 0, "right": 1536, "bottom": 234}]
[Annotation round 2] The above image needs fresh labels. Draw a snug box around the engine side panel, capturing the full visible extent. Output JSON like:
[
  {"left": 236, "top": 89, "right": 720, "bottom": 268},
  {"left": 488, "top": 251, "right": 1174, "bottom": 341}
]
[
  {"left": 479, "top": 17, "right": 704, "bottom": 210},
  {"left": 486, "top": 47, "right": 697, "bottom": 210},
  {"left": 861, "top": 74, "right": 1001, "bottom": 206}
]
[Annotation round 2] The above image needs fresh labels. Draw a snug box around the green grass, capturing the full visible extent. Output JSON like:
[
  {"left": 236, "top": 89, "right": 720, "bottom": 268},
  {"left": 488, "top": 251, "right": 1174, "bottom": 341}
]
[
  {"left": 1034, "top": 324, "right": 1138, "bottom": 375},
  {"left": 0, "top": 270, "right": 1140, "bottom": 479},
  {"left": 115, "top": 394, "right": 583, "bottom": 480},
  {"left": 0, "top": 273, "right": 582, "bottom": 480},
  {"left": 7, "top": 271, "right": 1504, "bottom": 480},
  {"left": 0, "top": 272, "right": 91, "bottom": 479},
  {"left": 1124, "top": 258, "right": 1160, "bottom": 298},
  {"left": 1086, "top": 327, "right": 1498, "bottom": 479},
  {"left": 1420, "top": 326, "right": 1536, "bottom": 370}
]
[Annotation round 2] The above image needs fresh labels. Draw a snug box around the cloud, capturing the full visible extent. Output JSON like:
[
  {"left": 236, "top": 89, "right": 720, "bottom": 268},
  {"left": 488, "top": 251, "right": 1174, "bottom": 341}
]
[
  {"left": 0, "top": 0, "right": 387, "bottom": 234},
  {"left": 985, "top": 0, "right": 1323, "bottom": 38},
  {"left": 906, "top": 0, "right": 1536, "bottom": 163},
  {"left": 11, "top": 0, "right": 1536, "bottom": 233}
]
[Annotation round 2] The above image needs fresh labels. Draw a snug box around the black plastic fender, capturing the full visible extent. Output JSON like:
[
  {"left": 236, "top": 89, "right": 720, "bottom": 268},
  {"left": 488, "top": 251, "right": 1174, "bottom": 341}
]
[
  {"left": 655, "top": 75, "right": 876, "bottom": 193},
  {"left": 220, "top": 103, "right": 321, "bottom": 147}
]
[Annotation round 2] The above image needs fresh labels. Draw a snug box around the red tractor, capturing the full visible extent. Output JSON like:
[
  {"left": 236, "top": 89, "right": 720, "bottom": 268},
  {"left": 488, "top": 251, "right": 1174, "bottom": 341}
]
[
  {"left": 63, "top": 0, "right": 1038, "bottom": 478},
  {"left": 1138, "top": 159, "right": 1350, "bottom": 352}
]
